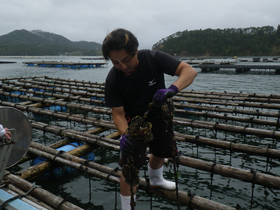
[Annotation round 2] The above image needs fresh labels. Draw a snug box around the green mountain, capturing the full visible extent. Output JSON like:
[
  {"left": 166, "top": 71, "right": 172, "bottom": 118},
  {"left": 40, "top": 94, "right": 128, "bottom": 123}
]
[
  {"left": 0, "top": 29, "right": 102, "bottom": 56},
  {"left": 152, "top": 25, "right": 280, "bottom": 56}
]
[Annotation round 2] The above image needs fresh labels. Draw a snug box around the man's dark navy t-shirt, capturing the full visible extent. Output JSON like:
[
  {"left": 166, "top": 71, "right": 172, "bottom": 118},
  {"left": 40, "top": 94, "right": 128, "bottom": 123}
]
[{"left": 105, "top": 50, "right": 181, "bottom": 118}]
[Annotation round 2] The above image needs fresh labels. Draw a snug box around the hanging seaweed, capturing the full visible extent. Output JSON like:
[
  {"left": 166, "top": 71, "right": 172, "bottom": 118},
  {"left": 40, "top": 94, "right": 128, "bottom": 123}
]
[{"left": 121, "top": 103, "right": 153, "bottom": 209}]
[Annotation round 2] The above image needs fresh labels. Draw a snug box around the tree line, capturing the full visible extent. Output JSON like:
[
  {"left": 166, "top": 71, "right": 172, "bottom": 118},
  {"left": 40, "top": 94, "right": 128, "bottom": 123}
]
[
  {"left": 0, "top": 29, "right": 102, "bottom": 56},
  {"left": 152, "top": 25, "right": 280, "bottom": 56}
]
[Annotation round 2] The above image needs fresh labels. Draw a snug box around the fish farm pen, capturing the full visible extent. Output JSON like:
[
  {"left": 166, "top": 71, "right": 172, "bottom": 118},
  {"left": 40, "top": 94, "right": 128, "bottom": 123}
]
[
  {"left": 0, "top": 75, "right": 280, "bottom": 210},
  {"left": 22, "top": 61, "right": 108, "bottom": 69},
  {"left": 194, "top": 64, "right": 280, "bottom": 74}
]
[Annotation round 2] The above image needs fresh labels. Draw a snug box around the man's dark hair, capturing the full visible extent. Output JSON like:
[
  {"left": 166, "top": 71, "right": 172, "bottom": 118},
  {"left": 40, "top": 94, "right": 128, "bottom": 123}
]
[{"left": 102, "top": 28, "right": 139, "bottom": 60}]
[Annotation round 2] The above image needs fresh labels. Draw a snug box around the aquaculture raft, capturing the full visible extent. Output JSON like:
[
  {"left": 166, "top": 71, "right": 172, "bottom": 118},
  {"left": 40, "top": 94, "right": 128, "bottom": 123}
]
[
  {"left": 0, "top": 76, "right": 280, "bottom": 209},
  {"left": 196, "top": 63, "right": 280, "bottom": 74},
  {"left": 22, "top": 61, "right": 107, "bottom": 69}
]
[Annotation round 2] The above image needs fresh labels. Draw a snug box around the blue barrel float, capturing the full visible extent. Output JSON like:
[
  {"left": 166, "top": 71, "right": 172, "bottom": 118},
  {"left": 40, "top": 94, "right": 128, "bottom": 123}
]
[
  {"left": 31, "top": 142, "right": 95, "bottom": 178},
  {"left": 33, "top": 87, "right": 56, "bottom": 98},
  {"left": 0, "top": 91, "right": 26, "bottom": 103}
]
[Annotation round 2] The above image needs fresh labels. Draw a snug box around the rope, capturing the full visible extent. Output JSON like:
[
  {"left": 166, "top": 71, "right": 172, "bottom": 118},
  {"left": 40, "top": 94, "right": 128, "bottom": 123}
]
[
  {"left": 210, "top": 161, "right": 216, "bottom": 200},
  {"left": 243, "top": 124, "right": 249, "bottom": 141},
  {"left": 174, "top": 151, "right": 182, "bottom": 210},
  {"left": 213, "top": 122, "right": 219, "bottom": 139},
  {"left": 277, "top": 110, "right": 280, "bottom": 131},
  {"left": 250, "top": 169, "right": 257, "bottom": 210},
  {"left": 187, "top": 190, "right": 196, "bottom": 210},
  {"left": 79, "top": 160, "right": 89, "bottom": 170},
  {"left": 114, "top": 183, "right": 118, "bottom": 210},
  {"left": 106, "top": 167, "right": 119, "bottom": 181},
  {"left": 52, "top": 150, "right": 65, "bottom": 161},
  {"left": 150, "top": 193, "right": 153, "bottom": 210},
  {"left": 55, "top": 198, "right": 67, "bottom": 210},
  {"left": 235, "top": 204, "right": 242, "bottom": 210},
  {"left": 104, "top": 167, "right": 120, "bottom": 210}
]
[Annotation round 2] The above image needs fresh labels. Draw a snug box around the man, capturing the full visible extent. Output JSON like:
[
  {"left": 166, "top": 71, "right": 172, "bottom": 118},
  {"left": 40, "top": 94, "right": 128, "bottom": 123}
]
[{"left": 102, "top": 28, "right": 197, "bottom": 210}]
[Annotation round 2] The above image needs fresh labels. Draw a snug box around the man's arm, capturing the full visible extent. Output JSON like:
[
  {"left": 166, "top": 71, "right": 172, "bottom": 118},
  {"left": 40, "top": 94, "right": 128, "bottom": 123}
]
[
  {"left": 172, "top": 62, "right": 197, "bottom": 91},
  {"left": 112, "top": 106, "right": 128, "bottom": 135}
]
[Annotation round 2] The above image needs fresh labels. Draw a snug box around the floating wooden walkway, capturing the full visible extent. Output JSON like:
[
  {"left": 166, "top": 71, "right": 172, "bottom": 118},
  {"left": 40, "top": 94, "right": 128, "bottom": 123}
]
[
  {"left": 0, "top": 61, "right": 16, "bottom": 64},
  {"left": 81, "top": 56, "right": 105, "bottom": 60},
  {"left": 195, "top": 63, "right": 280, "bottom": 74},
  {"left": 22, "top": 61, "right": 108, "bottom": 69},
  {"left": 1, "top": 75, "right": 280, "bottom": 209}
]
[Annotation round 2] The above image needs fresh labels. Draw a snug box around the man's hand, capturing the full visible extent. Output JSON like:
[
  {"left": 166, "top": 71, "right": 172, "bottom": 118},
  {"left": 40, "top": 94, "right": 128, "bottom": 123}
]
[
  {"left": 153, "top": 85, "right": 178, "bottom": 106},
  {"left": 120, "top": 134, "right": 133, "bottom": 155},
  {"left": 4, "top": 128, "right": 12, "bottom": 140}
]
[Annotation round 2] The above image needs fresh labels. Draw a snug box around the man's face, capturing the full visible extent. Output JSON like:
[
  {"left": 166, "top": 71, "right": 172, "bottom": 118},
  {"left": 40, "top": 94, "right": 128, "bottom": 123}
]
[{"left": 109, "top": 49, "right": 139, "bottom": 76}]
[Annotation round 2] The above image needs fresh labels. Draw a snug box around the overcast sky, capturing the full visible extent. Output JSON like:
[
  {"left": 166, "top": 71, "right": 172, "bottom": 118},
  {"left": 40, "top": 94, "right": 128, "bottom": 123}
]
[{"left": 1, "top": 0, "right": 279, "bottom": 50}]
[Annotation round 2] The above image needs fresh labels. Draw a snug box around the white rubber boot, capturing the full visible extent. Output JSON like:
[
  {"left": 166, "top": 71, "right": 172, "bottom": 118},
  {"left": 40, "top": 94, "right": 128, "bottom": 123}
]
[
  {"left": 148, "top": 164, "right": 176, "bottom": 190},
  {"left": 120, "top": 194, "right": 136, "bottom": 210}
]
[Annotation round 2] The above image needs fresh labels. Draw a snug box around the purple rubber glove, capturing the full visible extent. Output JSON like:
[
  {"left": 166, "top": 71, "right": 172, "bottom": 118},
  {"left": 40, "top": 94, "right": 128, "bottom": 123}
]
[
  {"left": 153, "top": 85, "right": 178, "bottom": 106},
  {"left": 120, "top": 134, "right": 134, "bottom": 155}
]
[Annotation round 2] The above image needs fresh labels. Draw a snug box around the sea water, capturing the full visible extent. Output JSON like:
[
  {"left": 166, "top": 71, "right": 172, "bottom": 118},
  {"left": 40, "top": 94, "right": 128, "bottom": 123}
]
[{"left": 1, "top": 56, "right": 280, "bottom": 210}]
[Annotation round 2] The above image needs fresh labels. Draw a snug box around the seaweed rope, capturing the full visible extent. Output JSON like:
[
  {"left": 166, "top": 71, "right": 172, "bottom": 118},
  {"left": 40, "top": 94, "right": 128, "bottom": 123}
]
[
  {"left": 162, "top": 99, "right": 181, "bottom": 209},
  {"left": 122, "top": 102, "right": 154, "bottom": 210},
  {"left": 122, "top": 99, "right": 179, "bottom": 209}
]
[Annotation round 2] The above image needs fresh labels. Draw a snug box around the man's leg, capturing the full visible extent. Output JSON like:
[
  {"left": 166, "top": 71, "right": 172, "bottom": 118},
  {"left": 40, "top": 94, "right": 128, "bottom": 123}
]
[
  {"left": 120, "top": 174, "right": 137, "bottom": 210},
  {"left": 148, "top": 154, "right": 176, "bottom": 190}
]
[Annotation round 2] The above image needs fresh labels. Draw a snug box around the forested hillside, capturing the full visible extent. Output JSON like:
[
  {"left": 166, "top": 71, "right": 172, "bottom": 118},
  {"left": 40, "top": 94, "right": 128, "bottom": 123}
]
[
  {"left": 0, "top": 29, "right": 102, "bottom": 56},
  {"left": 152, "top": 25, "right": 280, "bottom": 56}
]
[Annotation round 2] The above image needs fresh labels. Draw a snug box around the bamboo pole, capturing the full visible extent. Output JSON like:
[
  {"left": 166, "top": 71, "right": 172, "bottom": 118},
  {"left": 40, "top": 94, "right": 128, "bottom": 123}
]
[
  {"left": 32, "top": 120, "right": 280, "bottom": 160},
  {"left": 41, "top": 76, "right": 280, "bottom": 100},
  {"left": 17, "top": 138, "right": 72, "bottom": 164},
  {"left": 18, "top": 127, "right": 106, "bottom": 164},
  {"left": 173, "top": 101, "right": 280, "bottom": 118},
  {"left": 31, "top": 120, "right": 280, "bottom": 160},
  {"left": 175, "top": 133, "right": 280, "bottom": 159},
  {"left": 0, "top": 100, "right": 115, "bottom": 128},
  {"left": 44, "top": 76, "right": 104, "bottom": 86},
  {"left": 172, "top": 95, "right": 280, "bottom": 110},
  {"left": 29, "top": 121, "right": 280, "bottom": 189},
  {"left": 18, "top": 143, "right": 96, "bottom": 180},
  {"left": 2, "top": 85, "right": 280, "bottom": 122},
  {"left": 18, "top": 125, "right": 118, "bottom": 181},
  {"left": 174, "top": 91, "right": 280, "bottom": 103},
  {"left": 25, "top": 143, "right": 236, "bottom": 210},
  {"left": 3, "top": 173, "right": 83, "bottom": 210},
  {"left": 1, "top": 80, "right": 104, "bottom": 98},
  {"left": 39, "top": 76, "right": 280, "bottom": 101},
  {"left": 7, "top": 183, "right": 55, "bottom": 210},
  {"left": 0, "top": 75, "right": 46, "bottom": 81},
  {"left": 7, "top": 75, "right": 280, "bottom": 101},
  {"left": 30, "top": 121, "right": 120, "bottom": 148},
  {"left": 1, "top": 85, "right": 106, "bottom": 106},
  {"left": 179, "top": 89, "right": 280, "bottom": 99},
  {"left": 1, "top": 98, "right": 279, "bottom": 140},
  {"left": 173, "top": 117, "right": 280, "bottom": 139},
  {"left": 34, "top": 78, "right": 104, "bottom": 90},
  {"left": 0, "top": 90, "right": 107, "bottom": 111},
  {"left": 2, "top": 84, "right": 280, "bottom": 119},
  {"left": 175, "top": 108, "right": 280, "bottom": 127},
  {"left": 2, "top": 96, "right": 279, "bottom": 161},
  {"left": 18, "top": 78, "right": 105, "bottom": 92},
  {"left": 17, "top": 78, "right": 105, "bottom": 94},
  {"left": 3, "top": 79, "right": 280, "bottom": 110},
  {"left": 172, "top": 155, "right": 280, "bottom": 189}
]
